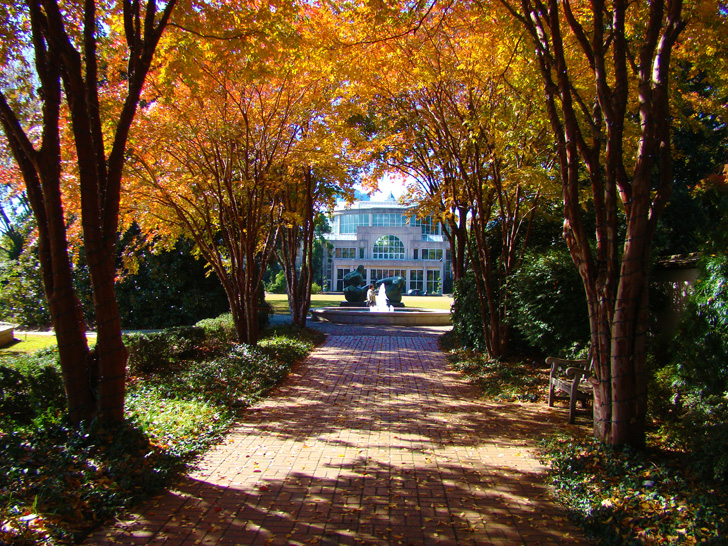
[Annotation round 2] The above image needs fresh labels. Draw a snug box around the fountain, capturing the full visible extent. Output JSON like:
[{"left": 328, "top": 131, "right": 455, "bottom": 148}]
[
  {"left": 310, "top": 303, "right": 451, "bottom": 325},
  {"left": 310, "top": 272, "right": 451, "bottom": 326},
  {"left": 370, "top": 283, "right": 393, "bottom": 313}
]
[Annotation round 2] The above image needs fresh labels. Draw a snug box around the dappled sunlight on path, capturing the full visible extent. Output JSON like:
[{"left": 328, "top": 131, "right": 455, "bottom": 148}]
[{"left": 86, "top": 332, "right": 588, "bottom": 545}]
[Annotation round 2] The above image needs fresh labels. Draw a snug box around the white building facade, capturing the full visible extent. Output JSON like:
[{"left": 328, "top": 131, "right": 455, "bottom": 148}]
[{"left": 323, "top": 197, "right": 452, "bottom": 294}]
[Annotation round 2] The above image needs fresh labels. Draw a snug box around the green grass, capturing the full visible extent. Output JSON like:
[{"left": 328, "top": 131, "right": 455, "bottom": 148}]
[
  {"left": 402, "top": 294, "right": 453, "bottom": 310},
  {"left": 265, "top": 293, "right": 454, "bottom": 313},
  {"left": 265, "top": 293, "right": 342, "bottom": 313},
  {"left": 1, "top": 333, "right": 98, "bottom": 361},
  {"left": 0, "top": 334, "right": 58, "bottom": 360}
]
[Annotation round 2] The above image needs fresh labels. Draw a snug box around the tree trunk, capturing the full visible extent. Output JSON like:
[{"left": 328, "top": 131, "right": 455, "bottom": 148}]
[
  {"left": 467, "top": 224, "right": 504, "bottom": 359},
  {"left": 243, "top": 256, "right": 260, "bottom": 345},
  {"left": 502, "top": 0, "right": 685, "bottom": 445},
  {"left": 245, "top": 300, "right": 260, "bottom": 346},
  {"left": 44, "top": 218, "right": 95, "bottom": 422},
  {"left": 0, "top": 63, "right": 96, "bottom": 422},
  {"left": 87, "top": 244, "right": 128, "bottom": 422},
  {"left": 231, "top": 303, "right": 250, "bottom": 345},
  {"left": 444, "top": 205, "right": 469, "bottom": 283},
  {"left": 278, "top": 168, "right": 317, "bottom": 328},
  {"left": 0, "top": 0, "right": 176, "bottom": 425},
  {"left": 608, "top": 208, "right": 652, "bottom": 445}
]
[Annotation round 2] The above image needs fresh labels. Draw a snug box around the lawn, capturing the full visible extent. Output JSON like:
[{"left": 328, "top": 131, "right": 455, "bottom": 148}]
[
  {"left": 0, "top": 332, "right": 98, "bottom": 360},
  {"left": 0, "top": 292, "right": 453, "bottom": 358},
  {"left": 266, "top": 292, "right": 454, "bottom": 314},
  {"left": 0, "top": 333, "right": 58, "bottom": 360}
]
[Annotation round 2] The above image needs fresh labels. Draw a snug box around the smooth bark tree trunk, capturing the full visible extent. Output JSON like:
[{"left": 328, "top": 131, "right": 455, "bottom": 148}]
[
  {"left": 88, "top": 249, "right": 128, "bottom": 422},
  {"left": 0, "top": 0, "right": 175, "bottom": 424},
  {"left": 443, "top": 203, "right": 470, "bottom": 283},
  {"left": 278, "top": 169, "right": 317, "bottom": 328},
  {"left": 502, "top": 0, "right": 685, "bottom": 445}
]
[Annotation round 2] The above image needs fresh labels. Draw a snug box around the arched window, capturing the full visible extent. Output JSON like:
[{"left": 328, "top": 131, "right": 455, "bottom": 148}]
[{"left": 373, "top": 235, "right": 405, "bottom": 260}]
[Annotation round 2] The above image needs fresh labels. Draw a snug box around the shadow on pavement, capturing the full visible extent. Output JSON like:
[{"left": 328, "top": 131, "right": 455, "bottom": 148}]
[{"left": 86, "top": 329, "right": 588, "bottom": 546}]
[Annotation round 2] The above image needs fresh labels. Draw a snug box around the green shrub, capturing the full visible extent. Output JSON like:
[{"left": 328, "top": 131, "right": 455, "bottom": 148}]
[
  {"left": 258, "top": 332, "right": 316, "bottom": 365},
  {"left": 452, "top": 249, "right": 589, "bottom": 357},
  {"left": 125, "top": 332, "right": 170, "bottom": 374},
  {"left": 659, "top": 251, "right": 728, "bottom": 481},
  {"left": 195, "top": 313, "right": 237, "bottom": 345},
  {"left": 451, "top": 272, "right": 487, "bottom": 351},
  {"left": 125, "top": 326, "right": 206, "bottom": 374},
  {"left": 115, "top": 232, "right": 229, "bottom": 330},
  {"left": 509, "top": 247, "right": 590, "bottom": 357},
  {"left": 0, "top": 348, "right": 65, "bottom": 429},
  {"left": 311, "top": 281, "right": 322, "bottom": 294},
  {"left": 267, "top": 323, "right": 326, "bottom": 347},
  {"left": 672, "top": 252, "right": 728, "bottom": 396},
  {"left": 195, "top": 305, "right": 272, "bottom": 345},
  {"left": 0, "top": 246, "right": 52, "bottom": 328},
  {"left": 265, "top": 270, "right": 287, "bottom": 294},
  {"left": 130, "top": 342, "right": 291, "bottom": 413},
  {"left": 668, "top": 400, "right": 728, "bottom": 482},
  {"left": 184, "top": 343, "right": 294, "bottom": 406}
]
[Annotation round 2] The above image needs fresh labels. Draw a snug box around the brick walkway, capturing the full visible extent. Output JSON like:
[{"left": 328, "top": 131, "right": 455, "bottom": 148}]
[{"left": 86, "top": 327, "right": 588, "bottom": 546}]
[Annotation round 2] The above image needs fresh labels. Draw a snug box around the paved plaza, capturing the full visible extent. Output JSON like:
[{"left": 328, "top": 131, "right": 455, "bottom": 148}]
[{"left": 86, "top": 325, "right": 588, "bottom": 545}]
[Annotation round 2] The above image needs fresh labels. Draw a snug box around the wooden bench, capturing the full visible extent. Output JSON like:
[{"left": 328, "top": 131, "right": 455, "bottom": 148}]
[{"left": 546, "top": 357, "right": 593, "bottom": 424}]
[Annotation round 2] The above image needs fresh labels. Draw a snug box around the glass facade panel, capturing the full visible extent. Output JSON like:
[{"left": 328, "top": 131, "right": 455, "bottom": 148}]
[
  {"left": 323, "top": 248, "right": 333, "bottom": 291},
  {"left": 335, "top": 247, "right": 357, "bottom": 259},
  {"left": 372, "top": 213, "right": 407, "bottom": 227},
  {"left": 339, "top": 214, "right": 368, "bottom": 234},
  {"left": 413, "top": 216, "right": 441, "bottom": 237},
  {"left": 410, "top": 270, "right": 424, "bottom": 291},
  {"left": 336, "top": 268, "right": 351, "bottom": 292},
  {"left": 372, "top": 235, "right": 405, "bottom": 260},
  {"left": 371, "top": 269, "right": 406, "bottom": 283},
  {"left": 421, "top": 248, "right": 443, "bottom": 261},
  {"left": 426, "top": 270, "right": 441, "bottom": 294}
]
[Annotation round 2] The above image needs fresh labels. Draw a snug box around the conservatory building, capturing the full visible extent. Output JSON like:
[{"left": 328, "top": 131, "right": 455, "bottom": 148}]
[{"left": 322, "top": 196, "right": 452, "bottom": 295}]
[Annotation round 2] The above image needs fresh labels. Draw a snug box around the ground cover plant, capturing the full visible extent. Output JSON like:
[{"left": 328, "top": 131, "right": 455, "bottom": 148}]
[
  {"left": 540, "top": 434, "right": 728, "bottom": 545},
  {"left": 444, "top": 322, "right": 728, "bottom": 545},
  {"left": 0, "top": 315, "right": 323, "bottom": 545},
  {"left": 447, "top": 350, "right": 545, "bottom": 402},
  {"left": 441, "top": 330, "right": 548, "bottom": 403}
]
